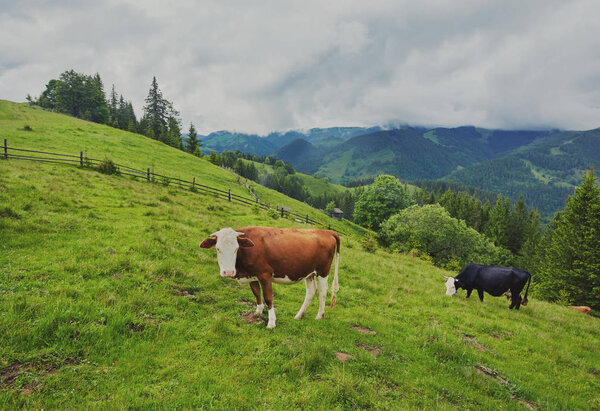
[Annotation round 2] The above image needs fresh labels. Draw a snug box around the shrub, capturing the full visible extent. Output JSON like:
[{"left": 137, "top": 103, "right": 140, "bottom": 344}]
[
  {"left": 22, "top": 125, "right": 33, "bottom": 131},
  {"left": 97, "top": 158, "right": 119, "bottom": 175},
  {"left": 266, "top": 208, "right": 280, "bottom": 220},
  {"left": 379, "top": 204, "right": 510, "bottom": 268},
  {"left": 361, "top": 234, "right": 377, "bottom": 253}
]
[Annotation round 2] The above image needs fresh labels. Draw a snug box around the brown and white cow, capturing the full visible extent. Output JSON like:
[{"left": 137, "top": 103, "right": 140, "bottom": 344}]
[{"left": 200, "top": 226, "right": 340, "bottom": 328}]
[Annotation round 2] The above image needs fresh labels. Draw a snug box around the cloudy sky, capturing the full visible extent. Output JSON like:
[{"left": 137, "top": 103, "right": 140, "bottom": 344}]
[{"left": 1, "top": 0, "right": 600, "bottom": 134}]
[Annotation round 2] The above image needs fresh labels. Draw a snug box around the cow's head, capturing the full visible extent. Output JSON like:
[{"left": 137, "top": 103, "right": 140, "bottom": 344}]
[
  {"left": 200, "top": 227, "right": 254, "bottom": 278},
  {"left": 443, "top": 275, "right": 457, "bottom": 296}
]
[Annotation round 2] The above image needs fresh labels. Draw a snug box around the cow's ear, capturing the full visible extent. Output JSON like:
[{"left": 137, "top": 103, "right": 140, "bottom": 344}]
[
  {"left": 200, "top": 237, "right": 217, "bottom": 249},
  {"left": 238, "top": 237, "right": 255, "bottom": 248}
]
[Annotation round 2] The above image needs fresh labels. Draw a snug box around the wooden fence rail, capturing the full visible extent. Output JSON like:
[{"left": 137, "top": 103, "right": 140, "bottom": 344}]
[{"left": 1, "top": 139, "right": 344, "bottom": 234}]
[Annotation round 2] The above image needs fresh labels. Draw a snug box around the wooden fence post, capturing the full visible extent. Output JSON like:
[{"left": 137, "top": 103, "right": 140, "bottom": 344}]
[
  {"left": 147, "top": 168, "right": 150, "bottom": 182},
  {"left": 80, "top": 151, "right": 83, "bottom": 167},
  {"left": 192, "top": 177, "right": 195, "bottom": 189},
  {"left": 281, "top": 207, "right": 285, "bottom": 218},
  {"left": 228, "top": 189, "right": 231, "bottom": 202},
  {"left": 328, "top": 223, "right": 331, "bottom": 230},
  {"left": 3, "top": 139, "right": 7, "bottom": 159},
  {"left": 306, "top": 214, "right": 309, "bottom": 224}
]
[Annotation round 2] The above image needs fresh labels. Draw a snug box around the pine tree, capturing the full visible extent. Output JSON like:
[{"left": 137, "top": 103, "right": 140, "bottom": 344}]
[
  {"left": 535, "top": 168, "right": 600, "bottom": 308},
  {"left": 186, "top": 123, "right": 201, "bottom": 154},
  {"left": 143, "top": 76, "right": 169, "bottom": 140}
]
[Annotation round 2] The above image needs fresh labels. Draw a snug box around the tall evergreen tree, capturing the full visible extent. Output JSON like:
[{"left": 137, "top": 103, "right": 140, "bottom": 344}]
[
  {"left": 535, "top": 168, "right": 600, "bottom": 309},
  {"left": 186, "top": 123, "right": 202, "bottom": 155},
  {"left": 142, "top": 76, "right": 169, "bottom": 140}
]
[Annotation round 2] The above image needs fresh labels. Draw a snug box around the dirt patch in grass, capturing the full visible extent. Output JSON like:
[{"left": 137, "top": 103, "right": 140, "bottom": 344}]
[
  {"left": 490, "top": 333, "right": 502, "bottom": 339},
  {"left": 126, "top": 322, "right": 145, "bottom": 332},
  {"left": 1, "top": 357, "right": 81, "bottom": 394},
  {"left": 475, "top": 365, "right": 538, "bottom": 410},
  {"left": 351, "top": 325, "right": 376, "bottom": 335},
  {"left": 336, "top": 352, "right": 352, "bottom": 362},
  {"left": 240, "top": 312, "right": 263, "bottom": 325},
  {"left": 463, "top": 334, "right": 487, "bottom": 351},
  {"left": 357, "top": 343, "right": 381, "bottom": 357},
  {"left": 238, "top": 299, "right": 254, "bottom": 308}
]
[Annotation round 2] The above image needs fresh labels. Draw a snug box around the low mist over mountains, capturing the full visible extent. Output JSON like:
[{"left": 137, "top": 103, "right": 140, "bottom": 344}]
[{"left": 201, "top": 125, "right": 600, "bottom": 216}]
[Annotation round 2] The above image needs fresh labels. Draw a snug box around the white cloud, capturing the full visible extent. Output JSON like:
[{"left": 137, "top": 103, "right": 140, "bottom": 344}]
[{"left": 1, "top": 0, "right": 599, "bottom": 134}]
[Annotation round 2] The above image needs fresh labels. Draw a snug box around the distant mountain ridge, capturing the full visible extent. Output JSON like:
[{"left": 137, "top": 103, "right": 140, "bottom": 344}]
[{"left": 198, "top": 124, "right": 599, "bottom": 216}]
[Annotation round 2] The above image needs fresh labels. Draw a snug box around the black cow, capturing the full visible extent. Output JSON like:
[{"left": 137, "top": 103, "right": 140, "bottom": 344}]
[{"left": 444, "top": 264, "right": 531, "bottom": 310}]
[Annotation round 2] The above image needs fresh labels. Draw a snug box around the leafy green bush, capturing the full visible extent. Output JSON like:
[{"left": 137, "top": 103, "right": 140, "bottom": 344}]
[
  {"left": 22, "top": 125, "right": 33, "bottom": 131},
  {"left": 353, "top": 175, "right": 412, "bottom": 229},
  {"left": 379, "top": 204, "right": 511, "bottom": 268},
  {"left": 266, "top": 208, "right": 280, "bottom": 220},
  {"left": 97, "top": 158, "right": 119, "bottom": 175},
  {"left": 361, "top": 233, "right": 377, "bottom": 253}
]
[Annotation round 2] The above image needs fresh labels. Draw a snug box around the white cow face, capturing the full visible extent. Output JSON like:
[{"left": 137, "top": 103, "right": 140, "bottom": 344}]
[
  {"left": 200, "top": 228, "right": 254, "bottom": 278},
  {"left": 444, "top": 276, "right": 457, "bottom": 296}
]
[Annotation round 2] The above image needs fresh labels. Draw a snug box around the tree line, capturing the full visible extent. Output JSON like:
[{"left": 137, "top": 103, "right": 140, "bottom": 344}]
[{"left": 30, "top": 70, "right": 202, "bottom": 155}]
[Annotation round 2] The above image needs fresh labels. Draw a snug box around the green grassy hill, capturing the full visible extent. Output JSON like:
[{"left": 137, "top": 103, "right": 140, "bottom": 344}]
[
  {"left": 1, "top": 102, "right": 600, "bottom": 408},
  {"left": 0, "top": 100, "right": 359, "bottom": 236}
]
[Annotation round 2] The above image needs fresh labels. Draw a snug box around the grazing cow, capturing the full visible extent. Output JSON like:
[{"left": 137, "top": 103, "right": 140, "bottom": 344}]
[
  {"left": 569, "top": 306, "right": 591, "bottom": 315},
  {"left": 200, "top": 226, "right": 340, "bottom": 328},
  {"left": 444, "top": 264, "right": 531, "bottom": 310}
]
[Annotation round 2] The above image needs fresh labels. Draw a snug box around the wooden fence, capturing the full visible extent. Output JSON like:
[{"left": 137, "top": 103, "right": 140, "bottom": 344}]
[{"left": 2, "top": 139, "right": 343, "bottom": 233}]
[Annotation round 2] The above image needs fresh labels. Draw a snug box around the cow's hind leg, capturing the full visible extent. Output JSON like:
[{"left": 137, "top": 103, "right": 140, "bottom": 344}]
[
  {"left": 510, "top": 293, "right": 522, "bottom": 310},
  {"left": 295, "top": 275, "right": 317, "bottom": 320},
  {"left": 315, "top": 275, "right": 329, "bottom": 320},
  {"left": 250, "top": 281, "right": 264, "bottom": 315}
]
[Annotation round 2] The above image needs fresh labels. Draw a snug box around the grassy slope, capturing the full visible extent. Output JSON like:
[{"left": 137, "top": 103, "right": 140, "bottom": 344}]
[
  {"left": 1, "top": 160, "right": 600, "bottom": 409},
  {"left": 0, "top": 100, "right": 359, "bottom": 236},
  {"left": 249, "top": 160, "right": 349, "bottom": 197}
]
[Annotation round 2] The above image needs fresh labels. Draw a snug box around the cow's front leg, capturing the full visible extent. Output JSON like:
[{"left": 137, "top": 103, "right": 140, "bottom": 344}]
[
  {"left": 477, "top": 289, "right": 484, "bottom": 302},
  {"left": 466, "top": 288, "right": 473, "bottom": 298},
  {"left": 315, "top": 275, "right": 329, "bottom": 320},
  {"left": 259, "top": 276, "right": 276, "bottom": 329},
  {"left": 250, "top": 281, "right": 264, "bottom": 315},
  {"left": 295, "top": 275, "right": 317, "bottom": 320}
]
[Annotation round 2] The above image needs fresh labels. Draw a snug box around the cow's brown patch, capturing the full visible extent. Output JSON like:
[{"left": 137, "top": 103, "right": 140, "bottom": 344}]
[
  {"left": 351, "top": 325, "right": 376, "bottom": 335},
  {"left": 569, "top": 306, "right": 592, "bottom": 315},
  {"left": 240, "top": 312, "right": 263, "bottom": 325},
  {"left": 336, "top": 352, "right": 352, "bottom": 362},
  {"left": 463, "top": 335, "right": 487, "bottom": 351},
  {"left": 357, "top": 343, "right": 381, "bottom": 357}
]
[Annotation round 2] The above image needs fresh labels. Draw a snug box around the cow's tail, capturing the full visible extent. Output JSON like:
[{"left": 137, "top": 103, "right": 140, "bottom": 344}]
[
  {"left": 330, "top": 232, "right": 341, "bottom": 309},
  {"left": 522, "top": 271, "right": 532, "bottom": 306}
]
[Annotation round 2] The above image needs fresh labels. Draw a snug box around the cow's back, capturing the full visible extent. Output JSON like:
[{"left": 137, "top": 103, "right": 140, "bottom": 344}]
[{"left": 236, "top": 226, "right": 338, "bottom": 278}]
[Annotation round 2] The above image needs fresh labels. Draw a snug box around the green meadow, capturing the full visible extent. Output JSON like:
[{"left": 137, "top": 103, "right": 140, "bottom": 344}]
[{"left": 1, "top": 101, "right": 600, "bottom": 409}]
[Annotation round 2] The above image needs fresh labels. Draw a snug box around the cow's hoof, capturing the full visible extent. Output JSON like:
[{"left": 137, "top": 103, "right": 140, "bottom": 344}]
[
  {"left": 294, "top": 313, "right": 304, "bottom": 320},
  {"left": 315, "top": 313, "right": 324, "bottom": 320},
  {"left": 266, "top": 322, "right": 276, "bottom": 329}
]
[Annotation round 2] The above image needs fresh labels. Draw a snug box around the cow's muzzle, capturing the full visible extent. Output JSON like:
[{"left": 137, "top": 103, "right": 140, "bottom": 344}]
[{"left": 221, "top": 270, "right": 236, "bottom": 278}]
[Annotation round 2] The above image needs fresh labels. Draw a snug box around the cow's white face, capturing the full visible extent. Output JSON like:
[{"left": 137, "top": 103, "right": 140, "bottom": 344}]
[
  {"left": 200, "top": 228, "right": 254, "bottom": 278},
  {"left": 214, "top": 228, "right": 241, "bottom": 277},
  {"left": 445, "top": 277, "right": 457, "bottom": 296}
]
